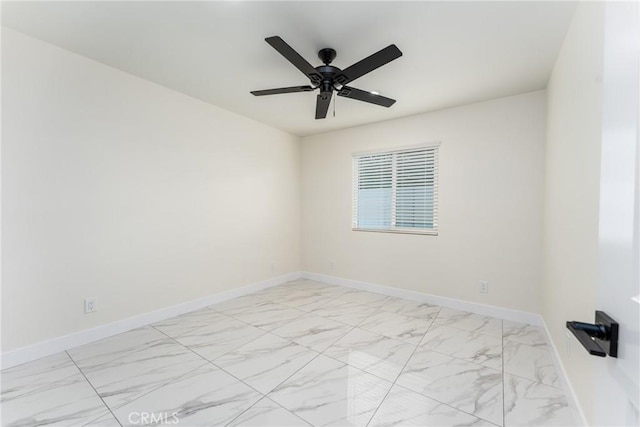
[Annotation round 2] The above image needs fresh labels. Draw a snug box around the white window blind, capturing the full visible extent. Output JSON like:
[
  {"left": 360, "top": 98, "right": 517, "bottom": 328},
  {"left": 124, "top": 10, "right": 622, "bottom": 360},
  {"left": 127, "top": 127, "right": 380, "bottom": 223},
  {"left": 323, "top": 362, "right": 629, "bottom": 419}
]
[{"left": 352, "top": 145, "right": 439, "bottom": 235}]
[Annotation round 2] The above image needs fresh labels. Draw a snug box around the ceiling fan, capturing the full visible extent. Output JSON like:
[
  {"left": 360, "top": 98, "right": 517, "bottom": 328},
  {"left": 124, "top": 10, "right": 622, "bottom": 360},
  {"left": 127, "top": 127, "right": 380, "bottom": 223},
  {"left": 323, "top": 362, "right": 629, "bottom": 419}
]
[{"left": 251, "top": 36, "right": 403, "bottom": 120}]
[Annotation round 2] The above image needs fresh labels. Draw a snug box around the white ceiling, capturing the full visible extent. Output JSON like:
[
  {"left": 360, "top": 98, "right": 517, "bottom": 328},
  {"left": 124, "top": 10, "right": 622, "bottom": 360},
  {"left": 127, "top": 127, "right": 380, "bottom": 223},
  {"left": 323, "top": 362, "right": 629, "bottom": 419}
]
[{"left": 2, "top": 1, "right": 576, "bottom": 136}]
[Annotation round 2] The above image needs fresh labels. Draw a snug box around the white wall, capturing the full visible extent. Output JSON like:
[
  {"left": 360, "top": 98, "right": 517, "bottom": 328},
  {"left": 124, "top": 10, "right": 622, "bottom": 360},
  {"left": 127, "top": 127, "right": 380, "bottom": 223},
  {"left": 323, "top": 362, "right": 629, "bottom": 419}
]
[
  {"left": 1, "top": 28, "right": 301, "bottom": 351},
  {"left": 542, "top": 2, "right": 605, "bottom": 424},
  {"left": 301, "top": 91, "right": 546, "bottom": 313}
]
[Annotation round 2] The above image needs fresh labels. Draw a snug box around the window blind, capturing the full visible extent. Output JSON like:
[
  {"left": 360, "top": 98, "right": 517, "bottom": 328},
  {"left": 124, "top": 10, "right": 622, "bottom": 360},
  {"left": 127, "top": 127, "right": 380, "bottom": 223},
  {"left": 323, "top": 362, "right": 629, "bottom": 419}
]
[{"left": 352, "top": 145, "right": 439, "bottom": 234}]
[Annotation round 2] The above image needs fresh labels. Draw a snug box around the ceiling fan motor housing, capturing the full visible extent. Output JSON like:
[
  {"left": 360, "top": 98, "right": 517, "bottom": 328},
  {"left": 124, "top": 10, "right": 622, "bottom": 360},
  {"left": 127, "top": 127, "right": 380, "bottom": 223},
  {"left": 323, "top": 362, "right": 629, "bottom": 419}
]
[
  {"left": 315, "top": 64, "right": 341, "bottom": 92},
  {"left": 318, "top": 48, "right": 337, "bottom": 65}
]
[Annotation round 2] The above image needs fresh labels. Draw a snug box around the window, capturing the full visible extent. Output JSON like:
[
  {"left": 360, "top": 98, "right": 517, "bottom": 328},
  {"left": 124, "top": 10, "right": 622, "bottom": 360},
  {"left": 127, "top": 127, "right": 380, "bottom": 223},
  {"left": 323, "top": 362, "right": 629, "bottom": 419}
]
[{"left": 352, "top": 145, "right": 439, "bottom": 235}]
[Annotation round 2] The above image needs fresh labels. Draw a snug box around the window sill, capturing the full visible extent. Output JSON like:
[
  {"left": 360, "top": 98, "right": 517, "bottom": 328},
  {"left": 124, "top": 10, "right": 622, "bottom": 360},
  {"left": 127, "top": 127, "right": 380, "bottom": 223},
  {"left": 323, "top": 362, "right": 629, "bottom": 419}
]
[{"left": 352, "top": 228, "right": 438, "bottom": 236}]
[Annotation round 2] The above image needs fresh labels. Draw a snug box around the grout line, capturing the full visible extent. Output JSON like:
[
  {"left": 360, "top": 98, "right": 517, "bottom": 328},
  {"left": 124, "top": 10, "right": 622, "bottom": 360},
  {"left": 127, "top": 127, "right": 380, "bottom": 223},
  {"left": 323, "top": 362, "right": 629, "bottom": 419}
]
[
  {"left": 389, "top": 382, "right": 502, "bottom": 427},
  {"left": 94, "top": 358, "right": 210, "bottom": 413},
  {"left": 220, "top": 351, "right": 323, "bottom": 425},
  {"left": 365, "top": 316, "right": 503, "bottom": 427},
  {"left": 223, "top": 394, "right": 312, "bottom": 427},
  {"left": 220, "top": 286, "right": 389, "bottom": 426},
  {"left": 64, "top": 326, "right": 181, "bottom": 374},
  {"left": 364, "top": 320, "right": 428, "bottom": 426},
  {"left": 363, "top": 316, "right": 445, "bottom": 425},
  {"left": 239, "top": 283, "right": 484, "bottom": 425},
  {"left": 74, "top": 330, "right": 217, "bottom": 415},
  {"left": 149, "top": 326, "right": 278, "bottom": 426},
  {"left": 222, "top": 397, "right": 264, "bottom": 427},
  {"left": 211, "top": 298, "right": 314, "bottom": 336},
  {"left": 62, "top": 315, "right": 263, "bottom": 422},
  {"left": 315, "top": 317, "right": 438, "bottom": 382},
  {"left": 255, "top": 331, "right": 360, "bottom": 426},
  {"left": 220, "top": 357, "right": 319, "bottom": 427},
  {"left": 161, "top": 322, "right": 272, "bottom": 362},
  {"left": 65, "top": 351, "right": 123, "bottom": 427},
  {"left": 151, "top": 320, "right": 338, "bottom": 427}
]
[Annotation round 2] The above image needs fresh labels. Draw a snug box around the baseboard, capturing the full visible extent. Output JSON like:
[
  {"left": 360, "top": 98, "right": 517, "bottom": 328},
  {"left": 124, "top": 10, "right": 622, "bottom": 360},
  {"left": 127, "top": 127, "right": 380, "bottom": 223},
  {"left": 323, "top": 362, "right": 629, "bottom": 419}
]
[
  {"left": 541, "top": 319, "right": 588, "bottom": 426},
  {"left": 1, "top": 271, "right": 302, "bottom": 370},
  {"left": 302, "top": 271, "right": 542, "bottom": 325}
]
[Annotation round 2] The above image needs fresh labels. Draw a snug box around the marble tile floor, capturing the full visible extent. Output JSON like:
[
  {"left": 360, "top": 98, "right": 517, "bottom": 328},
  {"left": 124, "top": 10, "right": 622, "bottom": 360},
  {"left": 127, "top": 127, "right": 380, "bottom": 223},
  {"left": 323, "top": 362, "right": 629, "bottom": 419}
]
[{"left": 1, "top": 280, "right": 581, "bottom": 427}]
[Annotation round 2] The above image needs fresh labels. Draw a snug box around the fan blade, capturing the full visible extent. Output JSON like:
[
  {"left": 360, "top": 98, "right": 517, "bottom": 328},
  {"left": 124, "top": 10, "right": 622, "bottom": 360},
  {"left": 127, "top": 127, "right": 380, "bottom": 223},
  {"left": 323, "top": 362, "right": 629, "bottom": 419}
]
[
  {"left": 265, "top": 36, "right": 323, "bottom": 86},
  {"left": 315, "top": 92, "right": 333, "bottom": 120},
  {"left": 251, "top": 86, "right": 315, "bottom": 96},
  {"left": 337, "top": 86, "right": 396, "bottom": 107},
  {"left": 334, "top": 44, "right": 402, "bottom": 86}
]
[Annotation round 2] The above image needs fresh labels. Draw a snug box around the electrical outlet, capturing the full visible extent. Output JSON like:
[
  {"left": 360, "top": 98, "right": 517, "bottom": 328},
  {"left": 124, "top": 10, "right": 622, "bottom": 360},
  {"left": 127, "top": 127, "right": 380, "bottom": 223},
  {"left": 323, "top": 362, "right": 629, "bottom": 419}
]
[
  {"left": 479, "top": 280, "right": 489, "bottom": 293},
  {"left": 84, "top": 297, "right": 97, "bottom": 313},
  {"left": 329, "top": 260, "right": 336, "bottom": 269},
  {"left": 270, "top": 262, "right": 275, "bottom": 273}
]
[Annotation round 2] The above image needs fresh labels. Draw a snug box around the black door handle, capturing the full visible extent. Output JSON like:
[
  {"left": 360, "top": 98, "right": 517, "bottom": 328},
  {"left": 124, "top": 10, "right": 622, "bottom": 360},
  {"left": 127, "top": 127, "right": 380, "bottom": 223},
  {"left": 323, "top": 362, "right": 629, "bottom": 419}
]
[
  {"left": 566, "top": 321, "right": 607, "bottom": 357},
  {"left": 566, "top": 311, "right": 618, "bottom": 358}
]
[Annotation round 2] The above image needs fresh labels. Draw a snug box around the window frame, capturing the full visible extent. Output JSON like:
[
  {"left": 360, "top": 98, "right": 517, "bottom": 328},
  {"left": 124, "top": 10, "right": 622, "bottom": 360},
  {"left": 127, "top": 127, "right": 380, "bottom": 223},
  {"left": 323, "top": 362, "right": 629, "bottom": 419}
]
[{"left": 351, "top": 142, "right": 440, "bottom": 236}]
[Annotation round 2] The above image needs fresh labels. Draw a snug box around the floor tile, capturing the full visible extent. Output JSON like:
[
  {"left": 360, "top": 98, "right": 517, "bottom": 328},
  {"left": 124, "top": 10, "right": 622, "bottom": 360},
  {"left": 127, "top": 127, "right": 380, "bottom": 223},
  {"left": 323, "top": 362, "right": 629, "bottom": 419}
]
[
  {"left": 323, "top": 328, "right": 415, "bottom": 382},
  {"left": 252, "top": 284, "right": 313, "bottom": 300},
  {"left": 313, "top": 284, "right": 353, "bottom": 299},
  {"left": 396, "top": 348, "right": 503, "bottom": 425},
  {"left": 151, "top": 308, "right": 222, "bottom": 338},
  {"left": 250, "top": 285, "right": 288, "bottom": 299},
  {"left": 311, "top": 299, "right": 378, "bottom": 326},
  {"left": 112, "top": 364, "right": 261, "bottom": 426},
  {"left": 359, "top": 310, "right": 432, "bottom": 345},
  {"left": 1, "top": 353, "right": 110, "bottom": 427},
  {"left": 435, "top": 308, "right": 503, "bottom": 337},
  {"left": 79, "top": 339, "right": 208, "bottom": 409},
  {"left": 228, "top": 397, "right": 311, "bottom": 427},
  {"left": 67, "top": 327, "right": 167, "bottom": 370},
  {"left": 173, "top": 315, "right": 267, "bottom": 361},
  {"left": 369, "top": 384, "right": 495, "bottom": 427},
  {"left": 215, "top": 333, "right": 318, "bottom": 394},
  {"left": 504, "top": 373, "right": 579, "bottom": 426},
  {"left": 84, "top": 411, "right": 121, "bottom": 426},
  {"left": 210, "top": 295, "right": 271, "bottom": 315},
  {"left": 226, "top": 302, "right": 306, "bottom": 331},
  {"left": 253, "top": 281, "right": 346, "bottom": 302},
  {"left": 269, "top": 355, "right": 393, "bottom": 427},
  {"left": 503, "top": 341, "right": 560, "bottom": 388},
  {"left": 380, "top": 298, "right": 442, "bottom": 319},
  {"left": 1, "top": 353, "right": 81, "bottom": 402},
  {"left": 420, "top": 324, "right": 502, "bottom": 370},
  {"left": 503, "top": 321, "right": 547, "bottom": 347},
  {"left": 271, "top": 312, "right": 352, "bottom": 352},
  {"left": 337, "top": 289, "right": 391, "bottom": 307},
  {"left": 277, "top": 292, "right": 340, "bottom": 312}
]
